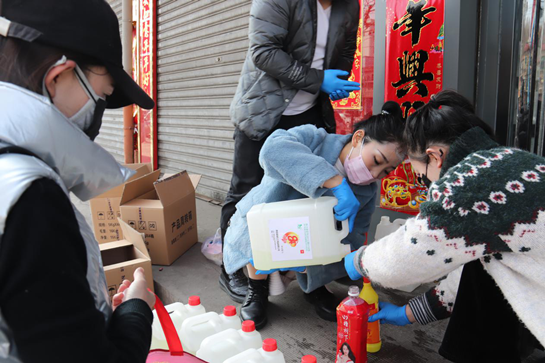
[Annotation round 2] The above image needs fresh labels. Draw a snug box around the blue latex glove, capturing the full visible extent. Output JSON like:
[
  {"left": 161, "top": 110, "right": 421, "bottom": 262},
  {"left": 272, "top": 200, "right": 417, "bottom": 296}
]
[
  {"left": 329, "top": 90, "right": 350, "bottom": 101},
  {"left": 320, "top": 70, "right": 361, "bottom": 95},
  {"left": 330, "top": 178, "right": 360, "bottom": 232},
  {"left": 368, "top": 302, "right": 412, "bottom": 326},
  {"left": 249, "top": 259, "right": 306, "bottom": 275},
  {"left": 344, "top": 251, "right": 363, "bottom": 280}
]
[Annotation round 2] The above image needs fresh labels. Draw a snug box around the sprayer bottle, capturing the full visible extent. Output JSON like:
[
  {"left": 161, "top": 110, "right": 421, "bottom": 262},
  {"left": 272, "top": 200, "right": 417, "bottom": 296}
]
[{"left": 360, "top": 277, "right": 381, "bottom": 353}]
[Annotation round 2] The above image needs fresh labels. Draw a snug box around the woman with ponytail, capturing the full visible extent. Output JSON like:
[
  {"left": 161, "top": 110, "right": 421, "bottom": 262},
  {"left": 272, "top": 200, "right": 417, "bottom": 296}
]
[
  {"left": 222, "top": 102, "right": 406, "bottom": 329},
  {"left": 345, "top": 90, "right": 544, "bottom": 362}
]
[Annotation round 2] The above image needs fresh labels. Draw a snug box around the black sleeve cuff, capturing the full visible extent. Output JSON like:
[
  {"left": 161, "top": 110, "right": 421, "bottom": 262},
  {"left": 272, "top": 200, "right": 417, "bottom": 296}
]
[{"left": 115, "top": 298, "right": 153, "bottom": 325}]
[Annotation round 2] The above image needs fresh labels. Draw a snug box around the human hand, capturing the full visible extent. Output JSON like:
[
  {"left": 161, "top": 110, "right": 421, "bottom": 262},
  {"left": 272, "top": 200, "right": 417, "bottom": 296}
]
[
  {"left": 344, "top": 250, "right": 363, "bottom": 280},
  {"left": 320, "top": 70, "right": 360, "bottom": 95},
  {"left": 368, "top": 302, "right": 412, "bottom": 326},
  {"left": 249, "top": 259, "right": 306, "bottom": 275},
  {"left": 329, "top": 90, "right": 350, "bottom": 101},
  {"left": 121, "top": 267, "right": 156, "bottom": 309},
  {"left": 112, "top": 279, "right": 131, "bottom": 311},
  {"left": 330, "top": 178, "right": 360, "bottom": 232}
]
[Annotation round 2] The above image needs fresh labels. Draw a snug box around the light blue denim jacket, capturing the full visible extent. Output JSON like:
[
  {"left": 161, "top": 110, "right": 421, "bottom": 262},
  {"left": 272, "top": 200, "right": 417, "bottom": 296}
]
[{"left": 223, "top": 125, "right": 377, "bottom": 292}]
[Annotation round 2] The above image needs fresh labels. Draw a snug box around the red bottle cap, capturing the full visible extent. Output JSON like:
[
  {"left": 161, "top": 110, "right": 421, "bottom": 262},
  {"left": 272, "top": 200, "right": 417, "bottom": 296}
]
[
  {"left": 363, "top": 277, "right": 371, "bottom": 284},
  {"left": 242, "top": 320, "right": 255, "bottom": 332},
  {"left": 223, "top": 305, "right": 236, "bottom": 317},
  {"left": 263, "top": 338, "right": 277, "bottom": 352},
  {"left": 302, "top": 355, "right": 317, "bottom": 363},
  {"left": 188, "top": 296, "right": 200, "bottom": 306}
]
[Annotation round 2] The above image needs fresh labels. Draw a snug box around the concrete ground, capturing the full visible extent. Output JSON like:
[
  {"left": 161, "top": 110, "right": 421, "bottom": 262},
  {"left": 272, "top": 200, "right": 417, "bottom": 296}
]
[{"left": 72, "top": 196, "right": 545, "bottom": 363}]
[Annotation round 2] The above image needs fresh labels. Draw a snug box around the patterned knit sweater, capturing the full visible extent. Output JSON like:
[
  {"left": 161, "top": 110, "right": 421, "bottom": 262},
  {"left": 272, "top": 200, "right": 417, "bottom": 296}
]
[{"left": 354, "top": 127, "right": 545, "bottom": 347}]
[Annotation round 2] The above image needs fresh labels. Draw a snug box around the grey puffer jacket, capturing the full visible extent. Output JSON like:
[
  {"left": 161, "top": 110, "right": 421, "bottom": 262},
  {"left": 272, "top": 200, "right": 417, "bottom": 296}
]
[{"left": 231, "top": 0, "right": 360, "bottom": 141}]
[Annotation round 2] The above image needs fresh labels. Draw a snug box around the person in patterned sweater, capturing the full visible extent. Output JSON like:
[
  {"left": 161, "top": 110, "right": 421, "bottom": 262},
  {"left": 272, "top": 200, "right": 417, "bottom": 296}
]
[{"left": 344, "top": 90, "right": 544, "bottom": 362}]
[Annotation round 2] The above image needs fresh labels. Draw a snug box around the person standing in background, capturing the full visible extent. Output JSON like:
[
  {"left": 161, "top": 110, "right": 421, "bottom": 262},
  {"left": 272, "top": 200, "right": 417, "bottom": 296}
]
[{"left": 220, "top": 0, "right": 361, "bottom": 304}]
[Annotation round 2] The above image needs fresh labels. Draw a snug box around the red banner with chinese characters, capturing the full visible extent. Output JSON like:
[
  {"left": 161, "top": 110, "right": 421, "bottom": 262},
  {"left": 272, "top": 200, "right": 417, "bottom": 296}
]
[
  {"left": 380, "top": 0, "right": 444, "bottom": 215},
  {"left": 136, "top": 0, "right": 157, "bottom": 169},
  {"left": 332, "top": 0, "right": 375, "bottom": 135}
]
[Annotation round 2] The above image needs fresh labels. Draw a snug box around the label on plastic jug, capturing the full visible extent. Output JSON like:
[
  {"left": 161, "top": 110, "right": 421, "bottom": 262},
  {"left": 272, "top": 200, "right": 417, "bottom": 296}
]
[{"left": 268, "top": 216, "right": 313, "bottom": 261}]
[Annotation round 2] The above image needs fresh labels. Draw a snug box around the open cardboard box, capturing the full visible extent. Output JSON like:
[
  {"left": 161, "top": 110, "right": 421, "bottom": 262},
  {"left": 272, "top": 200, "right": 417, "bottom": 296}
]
[
  {"left": 119, "top": 170, "right": 201, "bottom": 265},
  {"left": 100, "top": 219, "right": 154, "bottom": 298},
  {"left": 90, "top": 163, "right": 153, "bottom": 243}
]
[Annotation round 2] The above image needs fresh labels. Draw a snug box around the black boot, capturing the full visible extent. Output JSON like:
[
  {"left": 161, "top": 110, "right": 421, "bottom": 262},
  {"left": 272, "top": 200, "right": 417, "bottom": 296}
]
[
  {"left": 240, "top": 278, "right": 269, "bottom": 330},
  {"left": 303, "top": 286, "right": 339, "bottom": 322},
  {"left": 219, "top": 265, "right": 249, "bottom": 303}
]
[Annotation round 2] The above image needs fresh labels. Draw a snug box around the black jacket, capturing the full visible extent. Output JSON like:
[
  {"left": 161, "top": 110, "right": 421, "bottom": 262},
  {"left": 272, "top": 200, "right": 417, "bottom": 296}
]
[
  {"left": 0, "top": 178, "right": 153, "bottom": 363},
  {"left": 230, "top": 0, "right": 360, "bottom": 140}
]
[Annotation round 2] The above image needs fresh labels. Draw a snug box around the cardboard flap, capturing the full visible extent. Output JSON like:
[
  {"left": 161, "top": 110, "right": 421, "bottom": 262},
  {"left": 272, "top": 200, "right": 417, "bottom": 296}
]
[
  {"left": 120, "top": 169, "right": 161, "bottom": 205},
  {"left": 99, "top": 240, "right": 133, "bottom": 252},
  {"left": 189, "top": 174, "right": 202, "bottom": 190},
  {"left": 94, "top": 163, "right": 153, "bottom": 198},
  {"left": 154, "top": 171, "right": 194, "bottom": 206},
  {"left": 118, "top": 218, "right": 150, "bottom": 259},
  {"left": 163, "top": 173, "right": 201, "bottom": 190}
]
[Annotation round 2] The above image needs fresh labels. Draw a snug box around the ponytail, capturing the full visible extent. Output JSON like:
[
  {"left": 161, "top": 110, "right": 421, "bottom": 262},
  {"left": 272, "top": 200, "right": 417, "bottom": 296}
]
[{"left": 404, "top": 90, "right": 495, "bottom": 161}]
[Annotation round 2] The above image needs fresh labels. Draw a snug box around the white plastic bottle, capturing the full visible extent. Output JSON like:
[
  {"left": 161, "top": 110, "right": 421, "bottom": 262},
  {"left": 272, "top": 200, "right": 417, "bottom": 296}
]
[
  {"left": 150, "top": 295, "right": 206, "bottom": 350},
  {"left": 224, "top": 338, "right": 285, "bottom": 363},
  {"left": 247, "top": 197, "right": 350, "bottom": 270},
  {"left": 374, "top": 216, "right": 406, "bottom": 241},
  {"left": 196, "top": 320, "right": 262, "bottom": 363},
  {"left": 180, "top": 305, "right": 242, "bottom": 354}
]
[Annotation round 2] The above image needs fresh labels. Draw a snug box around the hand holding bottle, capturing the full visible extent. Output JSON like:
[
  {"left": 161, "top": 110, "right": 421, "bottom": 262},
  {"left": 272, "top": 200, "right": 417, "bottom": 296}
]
[
  {"left": 330, "top": 178, "right": 360, "bottom": 232},
  {"left": 344, "top": 250, "right": 363, "bottom": 280},
  {"left": 368, "top": 302, "right": 413, "bottom": 326}
]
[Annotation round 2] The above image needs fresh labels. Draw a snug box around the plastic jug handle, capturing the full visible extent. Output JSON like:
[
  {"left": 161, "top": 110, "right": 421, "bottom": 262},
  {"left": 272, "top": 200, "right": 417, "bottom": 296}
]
[
  {"left": 333, "top": 208, "right": 343, "bottom": 231},
  {"left": 154, "top": 294, "right": 184, "bottom": 355}
]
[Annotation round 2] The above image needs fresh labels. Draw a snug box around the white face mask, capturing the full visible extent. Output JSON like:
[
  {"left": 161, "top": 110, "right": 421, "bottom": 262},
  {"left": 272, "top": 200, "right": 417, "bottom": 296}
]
[
  {"left": 43, "top": 56, "right": 107, "bottom": 140},
  {"left": 68, "top": 93, "right": 95, "bottom": 131},
  {"left": 71, "top": 64, "right": 107, "bottom": 140}
]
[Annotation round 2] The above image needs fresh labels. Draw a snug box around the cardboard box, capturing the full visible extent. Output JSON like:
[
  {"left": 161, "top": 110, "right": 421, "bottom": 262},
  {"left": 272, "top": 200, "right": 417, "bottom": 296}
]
[
  {"left": 100, "top": 219, "right": 154, "bottom": 299},
  {"left": 119, "top": 170, "right": 201, "bottom": 265},
  {"left": 90, "top": 163, "right": 152, "bottom": 243}
]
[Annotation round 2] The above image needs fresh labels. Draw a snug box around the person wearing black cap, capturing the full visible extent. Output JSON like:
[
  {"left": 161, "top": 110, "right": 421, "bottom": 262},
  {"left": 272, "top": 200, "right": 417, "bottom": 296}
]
[{"left": 0, "top": 1, "right": 155, "bottom": 362}]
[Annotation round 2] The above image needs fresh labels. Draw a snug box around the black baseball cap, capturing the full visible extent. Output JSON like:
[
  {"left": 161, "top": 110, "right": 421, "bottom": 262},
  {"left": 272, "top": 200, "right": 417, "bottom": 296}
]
[{"left": 0, "top": 0, "right": 154, "bottom": 110}]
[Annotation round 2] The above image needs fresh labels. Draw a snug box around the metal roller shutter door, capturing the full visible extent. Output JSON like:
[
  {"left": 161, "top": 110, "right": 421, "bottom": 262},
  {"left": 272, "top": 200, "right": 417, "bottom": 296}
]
[
  {"left": 96, "top": 0, "right": 125, "bottom": 163},
  {"left": 157, "top": 0, "right": 251, "bottom": 201}
]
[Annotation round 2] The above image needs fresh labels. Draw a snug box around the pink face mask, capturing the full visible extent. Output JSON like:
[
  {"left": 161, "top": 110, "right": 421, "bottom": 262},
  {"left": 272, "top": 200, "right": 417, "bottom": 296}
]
[{"left": 344, "top": 139, "right": 377, "bottom": 185}]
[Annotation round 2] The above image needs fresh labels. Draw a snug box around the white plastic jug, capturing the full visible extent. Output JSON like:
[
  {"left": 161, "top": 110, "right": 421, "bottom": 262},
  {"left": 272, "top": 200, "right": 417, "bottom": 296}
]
[
  {"left": 196, "top": 320, "right": 262, "bottom": 363},
  {"left": 223, "top": 338, "right": 285, "bottom": 363},
  {"left": 373, "top": 216, "right": 419, "bottom": 292},
  {"left": 374, "top": 216, "right": 406, "bottom": 241},
  {"left": 150, "top": 295, "right": 206, "bottom": 350},
  {"left": 180, "top": 305, "right": 242, "bottom": 354},
  {"left": 248, "top": 197, "right": 350, "bottom": 270}
]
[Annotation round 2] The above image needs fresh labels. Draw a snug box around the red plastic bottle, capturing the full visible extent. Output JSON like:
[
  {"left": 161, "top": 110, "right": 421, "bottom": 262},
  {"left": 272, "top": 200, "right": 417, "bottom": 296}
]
[{"left": 335, "top": 286, "right": 369, "bottom": 363}]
